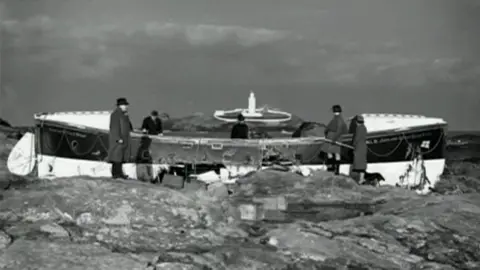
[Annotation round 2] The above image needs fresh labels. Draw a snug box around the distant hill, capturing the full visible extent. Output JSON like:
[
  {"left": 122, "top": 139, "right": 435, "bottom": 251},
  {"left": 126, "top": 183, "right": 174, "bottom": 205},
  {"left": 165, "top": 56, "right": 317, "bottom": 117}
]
[
  {"left": 448, "top": 131, "right": 480, "bottom": 137},
  {"left": 447, "top": 132, "right": 480, "bottom": 145},
  {"left": 0, "top": 118, "right": 11, "bottom": 128}
]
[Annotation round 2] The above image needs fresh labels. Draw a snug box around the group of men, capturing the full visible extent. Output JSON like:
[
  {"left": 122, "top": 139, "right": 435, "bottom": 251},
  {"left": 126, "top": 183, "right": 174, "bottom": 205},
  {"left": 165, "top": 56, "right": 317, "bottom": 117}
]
[
  {"left": 107, "top": 97, "right": 164, "bottom": 179},
  {"left": 107, "top": 97, "right": 367, "bottom": 184},
  {"left": 229, "top": 104, "right": 368, "bottom": 183},
  {"left": 323, "top": 104, "right": 367, "bottom": 184}
]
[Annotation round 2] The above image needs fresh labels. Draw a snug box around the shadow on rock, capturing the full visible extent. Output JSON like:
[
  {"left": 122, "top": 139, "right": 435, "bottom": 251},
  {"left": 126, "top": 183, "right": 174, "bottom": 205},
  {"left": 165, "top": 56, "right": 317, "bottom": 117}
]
[
  {"left": 230, "top": 170, "right": 417, "bottom": 223},
  {"left": 229, "top": 170, "right": 480, "bottom": 269}
]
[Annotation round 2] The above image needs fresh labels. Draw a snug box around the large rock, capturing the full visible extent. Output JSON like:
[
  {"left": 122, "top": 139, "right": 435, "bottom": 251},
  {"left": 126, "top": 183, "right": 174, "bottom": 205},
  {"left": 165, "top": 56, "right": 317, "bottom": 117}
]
[
  {"left": 231, "top": 169, "right": 419, "bottom": 222},
  {"left": 229, "top": 170, "right": 480, "bottom": 269},
  {"left": 1, "top": 130, "right": 480, "bottom": 269},
  {"left": 435, "top": 161, "right": 480, "bottom": 194},
  {"left": 0, "top": 170, "right": 478, "bottom": 269}
]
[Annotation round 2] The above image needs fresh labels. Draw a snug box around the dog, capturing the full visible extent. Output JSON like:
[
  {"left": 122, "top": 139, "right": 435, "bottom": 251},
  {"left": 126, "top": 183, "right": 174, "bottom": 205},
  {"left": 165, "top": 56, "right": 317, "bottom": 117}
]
[{"left": 362, "top": 172, "right": 385, "bottom": 187}]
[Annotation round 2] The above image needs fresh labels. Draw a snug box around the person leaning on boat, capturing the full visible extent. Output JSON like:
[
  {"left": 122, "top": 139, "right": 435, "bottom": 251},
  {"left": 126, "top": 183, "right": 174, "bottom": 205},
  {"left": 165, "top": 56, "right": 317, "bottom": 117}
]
[
  {"left": 322, "top": 104, "right": 348, "bottom": 175},
  {"left": 231, "top": 114, "right": 249, "bottom": 139},
  {"left": 141, "top": 110, "right": 163, "bottom": 135},
  {"left": 350, "top": 115, "right": 368, "bottom": 184},
  {"left": 108, "top": 97, "right": 133, "bottom": 179}
]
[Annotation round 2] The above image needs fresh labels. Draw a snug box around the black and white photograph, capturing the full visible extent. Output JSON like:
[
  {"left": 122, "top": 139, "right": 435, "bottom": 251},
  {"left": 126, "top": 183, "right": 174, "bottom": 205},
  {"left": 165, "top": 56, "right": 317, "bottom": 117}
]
[{"left": 0, "top": 0, "right": 479, "bottom": 269}]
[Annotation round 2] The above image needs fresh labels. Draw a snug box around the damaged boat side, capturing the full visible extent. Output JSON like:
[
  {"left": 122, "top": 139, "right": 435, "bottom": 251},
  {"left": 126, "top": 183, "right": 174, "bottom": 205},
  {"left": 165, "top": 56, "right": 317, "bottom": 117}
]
[{"left": 6, "top": 111, "right": 447, "bottom": 194}]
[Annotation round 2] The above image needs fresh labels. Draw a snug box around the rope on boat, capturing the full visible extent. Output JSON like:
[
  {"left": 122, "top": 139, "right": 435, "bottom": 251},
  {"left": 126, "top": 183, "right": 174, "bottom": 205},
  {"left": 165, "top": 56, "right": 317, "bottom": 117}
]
[
  {"left": 35, "top": 127, "right": 446, "bottom": 161},
  {"left": 367, "top": 140, "right": 404, "bottom": 157},
  {"left": 41, "top": 130, "right": 104, "bottom": 157},
  {"left": 37, "top": 127, "right": 445, "bottom": 157},
  {"left": 10, "top": 123, "right": 446, "bottom": 178},
  {"left": 366, "top": 129, "right": 445, "bottom": 157},
  {"left": 39, "top": 130, "right": 66, "bottom": 156},
  {"left": 402, "top": 130, "right": 445, "bottom": 155},
  {"left": 64, "top": 134, "right": 105, "bottom": 156}
]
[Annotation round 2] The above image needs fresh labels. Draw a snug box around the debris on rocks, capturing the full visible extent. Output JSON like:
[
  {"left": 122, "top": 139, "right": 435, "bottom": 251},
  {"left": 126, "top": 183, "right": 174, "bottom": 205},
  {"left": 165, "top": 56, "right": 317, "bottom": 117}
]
[{"left": 39, "top": 223, "right": 70, "bottom": 238}]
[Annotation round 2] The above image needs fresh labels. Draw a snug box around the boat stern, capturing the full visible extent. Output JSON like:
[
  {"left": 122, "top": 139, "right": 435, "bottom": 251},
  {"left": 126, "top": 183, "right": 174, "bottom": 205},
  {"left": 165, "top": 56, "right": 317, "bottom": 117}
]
[{"left": 7, "top": 131, "right": 36, "bottom": 176}]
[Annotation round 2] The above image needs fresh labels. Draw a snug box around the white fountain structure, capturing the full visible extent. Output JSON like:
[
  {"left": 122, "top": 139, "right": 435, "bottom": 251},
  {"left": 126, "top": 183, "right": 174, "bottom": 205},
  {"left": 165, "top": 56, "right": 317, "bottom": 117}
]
[{"left": 213, "top": 91, "right": 292, "bottom": 123}]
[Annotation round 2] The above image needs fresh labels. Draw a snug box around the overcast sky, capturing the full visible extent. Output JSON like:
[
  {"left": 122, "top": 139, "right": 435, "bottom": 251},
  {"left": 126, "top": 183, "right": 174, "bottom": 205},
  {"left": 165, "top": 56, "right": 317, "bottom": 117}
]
[{"left": 1, "top": 0, "right": 479, "bottom": 130}]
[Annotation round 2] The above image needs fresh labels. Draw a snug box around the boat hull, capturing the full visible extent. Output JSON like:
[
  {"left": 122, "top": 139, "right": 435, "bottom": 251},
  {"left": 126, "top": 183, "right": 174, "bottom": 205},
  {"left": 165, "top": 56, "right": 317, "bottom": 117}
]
[
  {"left": 8, "top": 119, "right": 447, "bottom": 192},
  {"left": 35, "top": 120, "right": 446, "bottom": 165}
]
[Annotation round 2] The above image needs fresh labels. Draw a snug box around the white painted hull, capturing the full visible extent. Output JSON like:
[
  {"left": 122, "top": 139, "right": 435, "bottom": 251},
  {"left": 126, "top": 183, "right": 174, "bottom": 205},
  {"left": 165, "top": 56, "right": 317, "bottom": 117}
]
[
  {"left": 7, "top": 111, "right": 449, "bottom": 195},
  {"left": 33, "top": 154, "right": 443, "bottom": 193},
  {"left": 7, "top": 132, "right": 444, "bottom": 194}
]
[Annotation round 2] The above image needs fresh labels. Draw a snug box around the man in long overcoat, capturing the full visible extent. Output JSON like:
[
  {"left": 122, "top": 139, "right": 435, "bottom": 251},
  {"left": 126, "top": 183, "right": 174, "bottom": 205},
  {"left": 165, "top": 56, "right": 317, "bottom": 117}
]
[
  {"left": 322, "top": 104, "right": 348, "bottom": 174},
  {"left": 351, "top": 115, "right": 368, "bottom": 183},
  {"left": 108, "top": 97, "right": 132, "bottom": 179}
]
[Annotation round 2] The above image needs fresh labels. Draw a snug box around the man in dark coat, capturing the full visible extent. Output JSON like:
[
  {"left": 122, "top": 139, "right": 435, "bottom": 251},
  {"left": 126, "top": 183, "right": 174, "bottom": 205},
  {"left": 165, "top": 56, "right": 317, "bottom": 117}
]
[
  {"left": 108, "top": 97, "right": 132, "bottom": 179},
  {"left": 231, "top": 114, "right": 249, "bottom": 139},
  {"left": 322, "top": 104, "right": 348, "bottom": 174},
  {"left": 350, "top": 115, "right": 368, "bottom": 184},
  {"left": 141, "top": 110, "right": 163, "bottom": 135}
]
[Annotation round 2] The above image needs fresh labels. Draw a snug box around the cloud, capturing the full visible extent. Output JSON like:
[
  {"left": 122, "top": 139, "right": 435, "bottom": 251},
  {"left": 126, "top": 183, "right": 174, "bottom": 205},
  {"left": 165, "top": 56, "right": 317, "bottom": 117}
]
[
  {"left": 2, "top": 16, "right": 295, "bottom": 81},
  {"left": 2, "top": 15, "right": 480, "bottom": 87},
  {"left": 146, "top": 22, "right": 287, "bottom": 47}
]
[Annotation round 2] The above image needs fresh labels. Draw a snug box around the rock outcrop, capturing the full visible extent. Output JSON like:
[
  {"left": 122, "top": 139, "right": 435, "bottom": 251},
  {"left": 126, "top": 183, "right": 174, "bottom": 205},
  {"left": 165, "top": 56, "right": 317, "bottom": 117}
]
[
  {"left": 0, "top": 167, "right": 479, "bottom": 269},
  {"left": 1, "top": 130, "right": 480, "bottom": 269}
]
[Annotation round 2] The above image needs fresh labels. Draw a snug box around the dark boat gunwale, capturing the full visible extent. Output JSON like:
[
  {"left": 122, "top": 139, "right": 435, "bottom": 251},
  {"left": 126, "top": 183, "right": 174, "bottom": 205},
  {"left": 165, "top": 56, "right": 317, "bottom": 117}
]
[
  {"left": 34, "top": 118, "right": 447, "bottom": 144},
  {"left": 33, "top": 117, "right": 447, "bottom": 169}
]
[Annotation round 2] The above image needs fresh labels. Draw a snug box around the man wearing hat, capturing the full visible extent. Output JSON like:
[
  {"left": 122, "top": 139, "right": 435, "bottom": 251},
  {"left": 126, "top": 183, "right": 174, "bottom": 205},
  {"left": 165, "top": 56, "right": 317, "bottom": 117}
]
[
  {"left": 108, "top": 97, "right": 132, "bottom": 179},
  {"left": 322, "top": 104, "right": 348, "bottom": 175},
  {"left": 351, "top": 115, "right": 368, "bottom": 184},
  {"left": 230, "top": 114, "right": 249, "bottom": 139},
  {"left": 141, "top": 110, "right": 163, "bottom": 135}
]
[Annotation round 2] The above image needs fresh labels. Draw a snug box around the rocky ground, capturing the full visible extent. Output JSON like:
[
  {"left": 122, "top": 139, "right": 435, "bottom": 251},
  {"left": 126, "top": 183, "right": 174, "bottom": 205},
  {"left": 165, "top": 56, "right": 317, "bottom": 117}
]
[{"left": 1, "top": 133, "right": 480, "bottom": 269}]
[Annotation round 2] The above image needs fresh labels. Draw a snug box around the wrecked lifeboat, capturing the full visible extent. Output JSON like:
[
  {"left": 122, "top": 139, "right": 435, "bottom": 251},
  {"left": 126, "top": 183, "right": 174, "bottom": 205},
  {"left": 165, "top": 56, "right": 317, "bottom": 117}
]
[{"left": 7, "top": 111, "right": 447, "bottom": 193}]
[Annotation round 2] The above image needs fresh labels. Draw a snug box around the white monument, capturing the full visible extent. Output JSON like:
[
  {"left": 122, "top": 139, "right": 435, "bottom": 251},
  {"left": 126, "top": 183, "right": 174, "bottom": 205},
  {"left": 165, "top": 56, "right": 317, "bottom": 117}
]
[
  {"left": 213, "top": 91, "right": 292, "bottom": 123},
  {"left": 245, "top": 91, "right": 261, "bottom": 116}
]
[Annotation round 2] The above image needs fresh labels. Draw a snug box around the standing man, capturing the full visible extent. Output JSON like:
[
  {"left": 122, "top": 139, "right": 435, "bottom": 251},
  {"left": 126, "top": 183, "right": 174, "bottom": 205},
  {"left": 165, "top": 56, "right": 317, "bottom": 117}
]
[
  {"left": 351, "top": 115, "right": 368, "bottom": 184},
  {"left": 108, "top": 97, "right": 132, "bottom": 179},
  {"left": 322, "top": 104, "right": 348, "bottom": 175},
  {"left": 231, "top": 114, "right": 249, "bottom": 139},
  {"left": 141, "top": 110, "right": 163, "bottom": 135}
]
